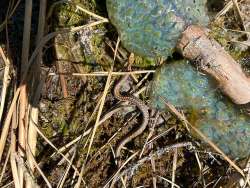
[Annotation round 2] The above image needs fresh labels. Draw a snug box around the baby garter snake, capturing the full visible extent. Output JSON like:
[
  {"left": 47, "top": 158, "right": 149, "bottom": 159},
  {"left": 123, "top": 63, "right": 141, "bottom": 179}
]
[{"left": 114, "top": 53, "right": 149, "bottom": 160}]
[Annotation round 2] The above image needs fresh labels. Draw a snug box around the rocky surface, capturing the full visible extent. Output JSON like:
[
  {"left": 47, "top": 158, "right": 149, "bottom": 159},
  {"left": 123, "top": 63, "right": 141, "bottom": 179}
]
[
  {"left": 106, "top": 0, "right": 208, "bottom": 59},
  {"left": 150, "top": 60, "right": 250, "bottom": 158}
]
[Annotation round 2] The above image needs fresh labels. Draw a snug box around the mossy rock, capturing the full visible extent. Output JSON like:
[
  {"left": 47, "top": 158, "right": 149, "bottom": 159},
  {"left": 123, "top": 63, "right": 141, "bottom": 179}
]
[
  {"left": 150, "top": 60, "right": 250, "bottom": 158},
  {"left": 107, "top": 0, "right": 209, "bottom": 59}
]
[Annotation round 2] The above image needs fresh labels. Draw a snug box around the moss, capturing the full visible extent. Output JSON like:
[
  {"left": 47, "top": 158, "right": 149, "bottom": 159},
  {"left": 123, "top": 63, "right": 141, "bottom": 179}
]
[
  {"left": 133, "top": 55, "right": 156, "bottom": 68},
  {"left": 209, "top": 20, "right": 250, "bottom": 65},
  {"left": 52, "top": 0, "right": 109, "bottom": 67},
  {"left": 53, "top": 3, "right": 87, "bottom": 28},
  {"left": 209, "top": 21, "right": 230, "bottom": 48},
  {"left": 89, "top": 27, "right": 107, "bottom": 64}
]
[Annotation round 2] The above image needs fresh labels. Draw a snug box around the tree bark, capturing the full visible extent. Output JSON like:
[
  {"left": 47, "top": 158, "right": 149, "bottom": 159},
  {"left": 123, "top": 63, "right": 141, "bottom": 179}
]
[{"left": 177, "top": 25, "right": 250, "bottom": 107}]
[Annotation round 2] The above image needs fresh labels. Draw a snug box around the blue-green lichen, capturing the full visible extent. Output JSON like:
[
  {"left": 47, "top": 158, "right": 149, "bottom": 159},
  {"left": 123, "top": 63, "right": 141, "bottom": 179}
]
[
  {"left": 106, "top": 0, "right": 209, "bottom": 59},
  {"left": 150, "top": 60, "right": 250, "bottom": 158}
]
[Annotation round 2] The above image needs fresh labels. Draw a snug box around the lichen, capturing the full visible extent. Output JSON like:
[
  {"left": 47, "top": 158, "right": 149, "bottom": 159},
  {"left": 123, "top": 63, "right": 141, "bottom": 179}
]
[
  {"left": 150, "top": 60, "right": 250, "bottom": 158},
  {"left": 106, "top": 0, "right": 209, "bottom": 59}
]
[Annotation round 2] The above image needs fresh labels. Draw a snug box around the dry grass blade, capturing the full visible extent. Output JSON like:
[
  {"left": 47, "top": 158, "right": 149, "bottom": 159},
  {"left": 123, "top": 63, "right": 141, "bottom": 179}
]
[
  {"left": 50, "top": 128, "right": 91, "bottom": 158},
  {"left": 10, "top": 96, "right": 19, "bottom": 188},
  {"left": 15, "top": 154, "right": 40, "bottom": 188},
  {"left": 231, "top": 40, "right": 250, "bottom": 46},
  {"left": 103, "top": 152, "right": 139, "bottom": 188},
  {"left": 10, "top": 153, "right": 20, "bottom": 188},
  {"left": 0, "top": 0, "right": 21, "bottom": 31},
  {"left": 57, "top": 149, "right": 76, "bottom": 188},
  {"left": 73, "top": 100, "right": 104, "bottom": 188},
  {"left": 1, "top": 181, "right": 14, "bottom": 188},
  {"left": 243, "top": 158, "right": 250, "bottom": 187},
  {"left": 75, "top": 3, "right": 108, "bottom": 21},
  {"left": 150, "top": 150, "right": 157, "bottom": 188},
  {"left": 82, "top": 37, "right": 119, "bottom": 179},
  {"left": 171, "top": 148, "right": 178, "bottom": 188},
  {"left": 0, "top": 146, "right": 11, "bottom": 184},
  {"left": 24, "top": 151, "right": 51, "bottom": 188},
  {"left": 139, "top": 111, "right": 160, "bottom": 158},
  {"left": 18, "top": 0, "right": 33, "bottom": 186},
  {"left": 47, "top": 0, "right": 108, "bottom": 22},
  {"left": 159, "top": 96, "right": 246, "bottom": 177},
  {"left": 232, "top": 0, "right": 246, "bottom": 31},
  {"left": 0, "top": 88, "right": 20, "bottom": 162},
  {"left": 157, "top": 175, "right": 180, "bottom": 188},
  {"left": 48, "top": 70, "right": 155, "bottom": 77},
  {"left": 26, "top": 1, "right": 47, "bottom": 182},
  {"left": 194, "top": 151, "right": 202, "bottom": 173},
  {"left": 85, "top": 69, "right": 113, "bottom": 162},
  {"left": 147, "top": 126, "right": 177, "bottom": 145},
  {"left": 31, "top": 122, "right": 83, "bottom": 177},
  {"left": 214, "top": 0, "right": 234, "bottom": 20},
  {"left": 50, "top": 102, "right": 122, "bottom": 160},
  {"left": 225, "top": 28, "right": 250, "bottom": 35},
  {"left": 0, "top": 17, "right": 108, "bottom": 187},
  {"left": 0, "top": 47, "right": 11, "bottom": 123}
]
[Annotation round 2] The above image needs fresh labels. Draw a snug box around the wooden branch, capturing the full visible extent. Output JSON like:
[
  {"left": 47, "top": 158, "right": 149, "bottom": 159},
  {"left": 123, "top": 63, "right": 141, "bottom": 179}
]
[{"left": 177, "top": 25, "right": 250, "bottom": 105}]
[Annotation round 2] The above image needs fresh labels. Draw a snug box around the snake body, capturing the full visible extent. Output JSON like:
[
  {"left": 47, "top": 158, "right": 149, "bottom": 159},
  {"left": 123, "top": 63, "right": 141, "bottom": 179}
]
[{"left": 114, "top": 66, "right": 149, "bottom": 159}]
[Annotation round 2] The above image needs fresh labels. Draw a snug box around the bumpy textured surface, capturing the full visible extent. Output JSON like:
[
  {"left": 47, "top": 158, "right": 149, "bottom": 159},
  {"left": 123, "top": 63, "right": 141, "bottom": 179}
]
[
  {"left": 106, "top": 0, "right": 208, "bottom": 59},
  {"left": 150, "top": 60, "right": 250, "bottom": 158}
]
